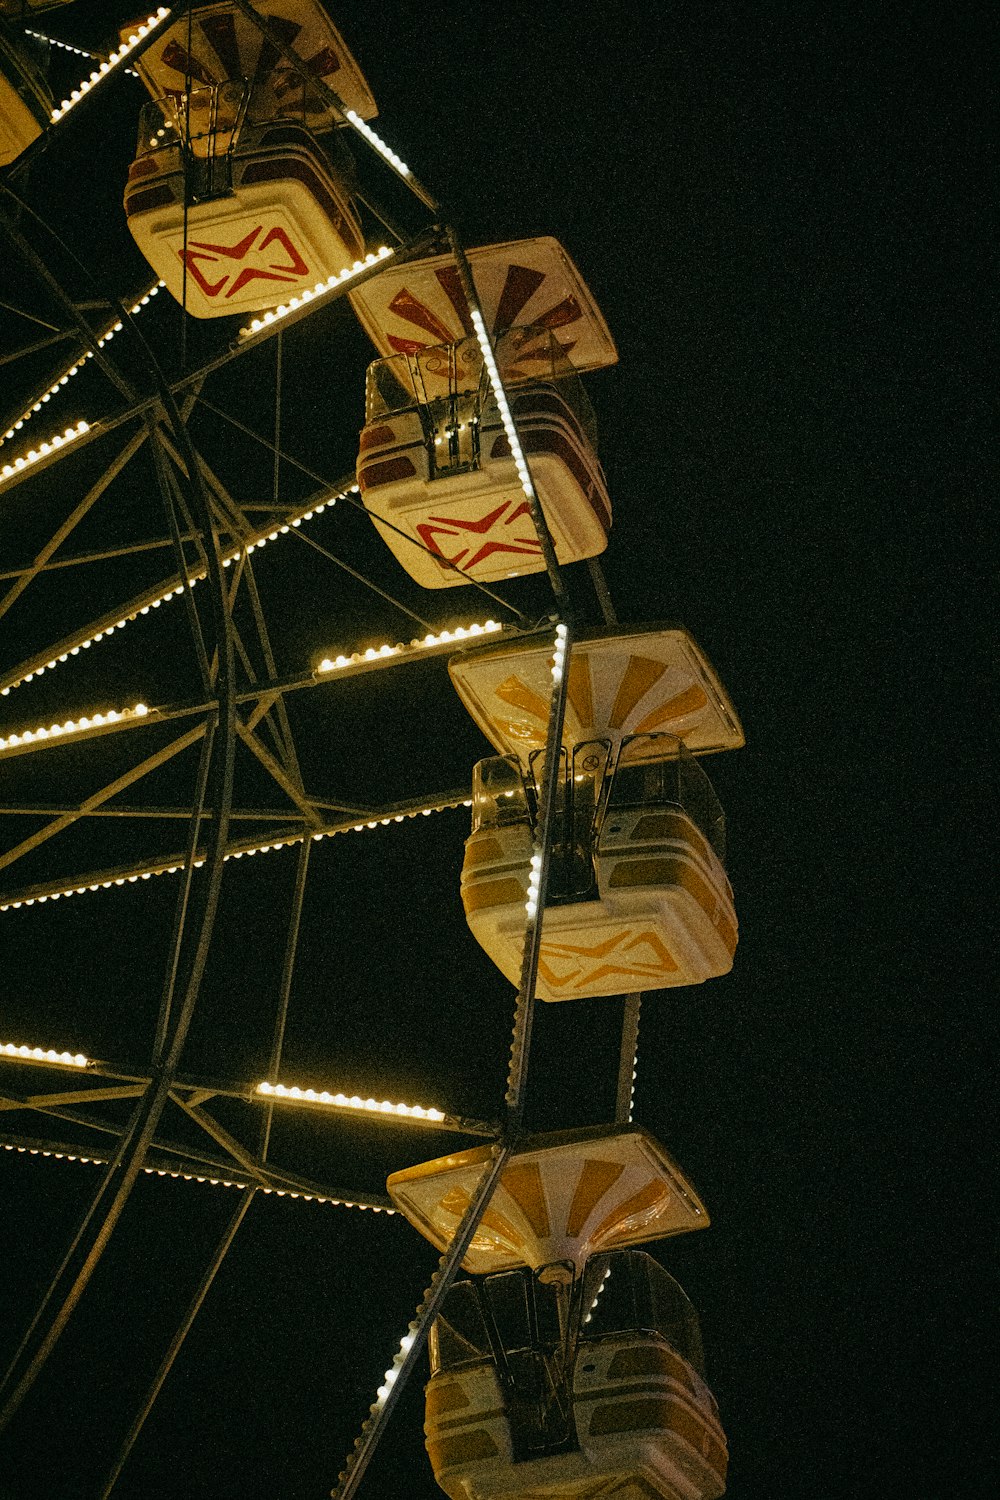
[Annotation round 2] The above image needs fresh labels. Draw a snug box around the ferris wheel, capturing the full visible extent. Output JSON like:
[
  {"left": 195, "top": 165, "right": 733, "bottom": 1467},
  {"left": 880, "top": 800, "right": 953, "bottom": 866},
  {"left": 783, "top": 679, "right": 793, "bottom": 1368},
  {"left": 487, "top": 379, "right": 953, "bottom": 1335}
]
[{"left": 0, "top": 5, "right": 743, "bottom": 1496}]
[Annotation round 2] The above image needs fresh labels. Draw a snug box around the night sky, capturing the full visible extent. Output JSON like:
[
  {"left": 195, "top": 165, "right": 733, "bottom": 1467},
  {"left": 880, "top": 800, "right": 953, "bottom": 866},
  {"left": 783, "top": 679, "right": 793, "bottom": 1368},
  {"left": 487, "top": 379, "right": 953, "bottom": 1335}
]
[{"left": 0, "top": 3, "right": 991, "bottom": 1498}]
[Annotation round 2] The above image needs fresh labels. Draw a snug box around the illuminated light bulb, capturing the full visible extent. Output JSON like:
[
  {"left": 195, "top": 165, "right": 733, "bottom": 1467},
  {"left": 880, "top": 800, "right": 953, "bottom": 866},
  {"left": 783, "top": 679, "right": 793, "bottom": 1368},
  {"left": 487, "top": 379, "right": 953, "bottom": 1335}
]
[{"left": 0, "top": 1041, "right": 88, "bottom": 1068}]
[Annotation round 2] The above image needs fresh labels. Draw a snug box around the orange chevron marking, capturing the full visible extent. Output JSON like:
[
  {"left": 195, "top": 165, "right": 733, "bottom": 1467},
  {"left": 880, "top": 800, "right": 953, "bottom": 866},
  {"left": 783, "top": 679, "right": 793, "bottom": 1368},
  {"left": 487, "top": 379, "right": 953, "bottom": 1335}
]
[{"left": 538, "top": 928, "right": 679, "bottom": 991}]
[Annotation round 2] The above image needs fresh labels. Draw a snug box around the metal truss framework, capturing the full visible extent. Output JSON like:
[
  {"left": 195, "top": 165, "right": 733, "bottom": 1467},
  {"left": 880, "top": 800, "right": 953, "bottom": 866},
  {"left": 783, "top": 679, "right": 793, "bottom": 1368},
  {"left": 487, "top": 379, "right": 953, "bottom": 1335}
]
[{"left": 0, "top": 6, "right": 644, "bottom": 1494}]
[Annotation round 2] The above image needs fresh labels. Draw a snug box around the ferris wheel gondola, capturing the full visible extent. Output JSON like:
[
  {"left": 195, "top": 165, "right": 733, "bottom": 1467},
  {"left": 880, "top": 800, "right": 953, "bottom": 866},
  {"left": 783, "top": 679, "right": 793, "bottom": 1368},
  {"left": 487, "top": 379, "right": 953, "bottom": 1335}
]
[
  {"left": 389, "top": 1126, "right": 727, "bottom": 1499},
  {"left": 351, "top": 237, "right": 618, "bottom": 585},
  {"left": 121, "top": 0, "right": 376, "bottom": 316}
]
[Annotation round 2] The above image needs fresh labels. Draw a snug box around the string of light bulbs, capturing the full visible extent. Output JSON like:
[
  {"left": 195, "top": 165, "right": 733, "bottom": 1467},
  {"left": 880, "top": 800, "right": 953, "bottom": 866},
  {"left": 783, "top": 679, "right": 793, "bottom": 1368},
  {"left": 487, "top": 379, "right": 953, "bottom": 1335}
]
[
  {"left": 257, "top": 1081, "right": 444, "bottom": 1123},
  {"left": 0, "top": 486, "right": 359, "bottom": 696},
  {"left": 49, "top": 9, "right": 170, "bottom": 123},
  {"left": 238, "top": 247, "right": 393, "bottom": 340},
  {"left": 1, "top": 283, "right": 164, "bottom": 449},
  {"left": 0, "top": 795, "right": 472, "bottom": 914},
  {"left": 0, "top": 1142, "right": 394, "bottom": 1211}
]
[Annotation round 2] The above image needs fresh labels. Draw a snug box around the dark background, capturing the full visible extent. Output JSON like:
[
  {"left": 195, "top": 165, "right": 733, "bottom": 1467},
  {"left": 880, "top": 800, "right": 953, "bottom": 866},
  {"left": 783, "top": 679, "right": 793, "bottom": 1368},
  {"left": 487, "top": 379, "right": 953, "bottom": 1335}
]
[{"left": 0, "top": 2, "right": 992, "bottom": 1497}]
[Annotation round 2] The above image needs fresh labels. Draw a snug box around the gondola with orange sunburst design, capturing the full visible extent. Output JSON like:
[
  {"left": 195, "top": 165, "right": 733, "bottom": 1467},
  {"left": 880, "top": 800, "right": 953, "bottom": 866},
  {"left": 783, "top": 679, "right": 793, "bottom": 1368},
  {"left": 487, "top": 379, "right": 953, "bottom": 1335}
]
[
  {"left": 388, "top": 1126, "right": 728, "bottom": 1499},
  {"left": 448, "top": 623, "right": 744, "bottom": 761}
]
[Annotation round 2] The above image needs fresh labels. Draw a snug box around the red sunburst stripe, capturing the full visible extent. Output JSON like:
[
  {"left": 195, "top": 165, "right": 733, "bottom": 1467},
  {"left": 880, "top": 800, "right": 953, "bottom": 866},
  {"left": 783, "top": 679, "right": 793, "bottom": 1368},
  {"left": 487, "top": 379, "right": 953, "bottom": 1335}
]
[
  {"left": 435, "top": 266, "right": 474, "bottom": 335},
  {"left": 386, "top": 287, "right": 456, "bottom": 346},
  {"left": 494, "top": 263, "right": 546, "bottom": 332}
]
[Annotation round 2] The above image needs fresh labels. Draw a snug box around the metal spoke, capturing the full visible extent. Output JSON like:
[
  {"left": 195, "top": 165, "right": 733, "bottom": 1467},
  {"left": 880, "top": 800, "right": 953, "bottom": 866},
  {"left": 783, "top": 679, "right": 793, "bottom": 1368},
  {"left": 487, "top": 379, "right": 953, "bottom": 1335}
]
[
  {"left": 99, "top": 1189, "right": 258, "bottom": 1499},
  {"left": 616, "top": 995, "right": 642, "bottom": 1124},
  {"left": 331, "top": 1143, "right": 512, "bottom": 1500},
  {"left": 0, "top": 1130, "right": 393, "bottom": 1209},
  {"left": 0, "top": 425, "right": 149, "bottom": 623},
  {"left": 0, "top": 724, "right": 207, "bottom": 876},
  {"left": 505, "top": 625, "right": 573, "bottom": 1121},
  {"left": 0, "top": 784, "right": 472, "bottom": 910}
]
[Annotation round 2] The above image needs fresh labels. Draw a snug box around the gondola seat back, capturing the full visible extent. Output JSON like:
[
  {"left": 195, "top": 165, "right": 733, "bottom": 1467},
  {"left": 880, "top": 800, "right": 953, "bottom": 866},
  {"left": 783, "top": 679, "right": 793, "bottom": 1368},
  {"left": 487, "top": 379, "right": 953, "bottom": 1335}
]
[
  {"left": 461, "top": 802, "right": 736, "bottom": 1000},
  {"left": 357, "top": 380, "right": 610, "bottom": 588},
  {"left": 574, "top": 1334, "right": 728, "bottom": 1499}
]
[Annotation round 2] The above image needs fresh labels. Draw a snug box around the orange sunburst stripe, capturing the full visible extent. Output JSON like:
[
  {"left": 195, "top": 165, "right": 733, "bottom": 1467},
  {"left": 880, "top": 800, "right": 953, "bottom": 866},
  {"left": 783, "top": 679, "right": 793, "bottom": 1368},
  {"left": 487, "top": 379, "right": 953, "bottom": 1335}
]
[
  {"left": 439, "top": 1185, "right": 523, "bottom": 1253},
  {"left": 495, "top": 674, "right": 550, "bottom": 723},
  {"left": 502, "top": 1162, "right": 550, "bottom": 1240},
  {"left": 566, "top": 1157, "right": 625, "bottom": 1238},
  {"left": 590, "top": 1178, "right": 672, "bottom": 1249},
  {"left": 632, "top": 682, "right": 709, "bottom": 733},
  {"left": 493, "top": 718, "right": 547, "bottom": 747},
  {"left": 567, "top": 655, "right": 594, "bottom": 732},
  {"left": 608, "top": 656, "right": 668, "bottom": 730}
]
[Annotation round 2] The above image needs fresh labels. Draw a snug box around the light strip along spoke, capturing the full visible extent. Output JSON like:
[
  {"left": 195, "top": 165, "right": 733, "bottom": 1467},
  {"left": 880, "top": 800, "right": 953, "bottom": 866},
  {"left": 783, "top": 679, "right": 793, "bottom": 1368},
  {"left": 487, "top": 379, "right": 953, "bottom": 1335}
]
[
  {"left": 236, "top": 248, "right": 395, "bottom": 343},
  {"left": 0, "top": 1040, "right": 494, "bottom": 1139},
  {"left": 0, "top": 786, "right": 472, "bottom": 912},
  {"left": 0, "top": 227, "right": 438, "bottom": 521},
  {"left": 332, "top": 1144, "right": 513, "bottom": 1499},
  {"left": 1, "top": 283, "right": 164, "bottom": 448},
  {"left": 4, "top": 12, "right": 173, "bottom": 188},
  {"left": 0, "top": 804, "right": 305, "bottom": 821},
  {"left": 229, "top": 0, "right": 439, "bottom": 212},
  {"left": 0, "top": 474, "right": 357, "bottom": 697},
  {"left": 0, "top": 722, "right": 205, "bottom": 877},
  {"left": 1, "top": 619, "right": 502, "bottom": 756},
  {"left": 0, "top": 702, "right": 152, "bottom": 759},
  {"left": 616, "top": 995, "right": 642, "bottom": 1124},
  {"left": 0, "top": 1133, "right": 395, "bottom": 1211},
  {"left": 506, "top": 624, "right": 572, "bottom": 1120},
  {"left": 48, "top": 11, "right": 171, "bottom": 123},
  {"left": 446, "top": 227, "right": 571, "bottom": 617}
]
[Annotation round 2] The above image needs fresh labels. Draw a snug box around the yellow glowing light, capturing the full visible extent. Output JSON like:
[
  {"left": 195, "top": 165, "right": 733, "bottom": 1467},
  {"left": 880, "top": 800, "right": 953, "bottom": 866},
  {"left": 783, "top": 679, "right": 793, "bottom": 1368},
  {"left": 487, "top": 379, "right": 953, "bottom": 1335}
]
[
  {"left": 0, "top": 422, "right": 89, "bottom": 484},
  {"left": 0, "top": 702, "right": 150, "bottom": 755},
  {"left": 524, "top": 625, "right": 568, "bottom": 920},
  {"left": 0, "top": 798, "right": 470, "bottom": 914},
  {"left": 0, "top": 1041, "right": 88, "bottom": 1068},
  {"left": 238, "top": 248, "right": 393, "bottom": 340},
  {"left": 2, "top": 285, "right": 164, "bottom": 448},
  {"left": 50, "top": 10, "right": 168, "bottom": 121},
  {"left": 257, "top": 1080, "right": 445, "bottom": 1122},
  {"left": 0, "top": 1144, "right": 395, "bottom": 1210},
  {"left": 344, "top": 111, "right": 412, "bottom": 177},
  {"left": 317, "top": 620, "right": 501, "bottom": 674},
  {"left": 0, "top": 484, "right": 353, "bottom": 696},
  {"left": 470, "top": 308, "right": 539, "bottom": 504}
]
